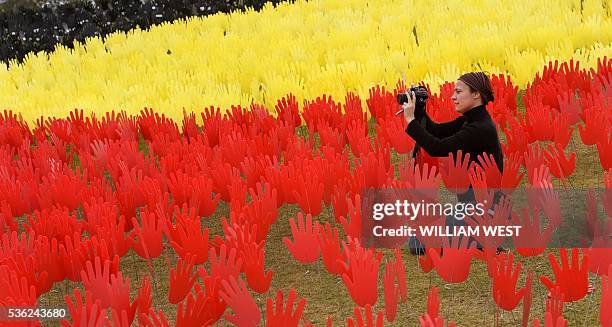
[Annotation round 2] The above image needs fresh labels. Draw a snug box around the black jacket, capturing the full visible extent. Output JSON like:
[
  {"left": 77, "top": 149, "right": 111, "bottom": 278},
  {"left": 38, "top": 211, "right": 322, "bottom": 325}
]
[{"left": 405, "top": 103, "right": 504, "bottom": 203}]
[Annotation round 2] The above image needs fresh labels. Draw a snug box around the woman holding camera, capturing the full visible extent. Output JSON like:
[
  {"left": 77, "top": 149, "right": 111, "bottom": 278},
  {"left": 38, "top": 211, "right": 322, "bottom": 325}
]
[
  {"left": 401, "top": 72, "right": 504, "bottom": 254},
  {"left": 402, "top": 72, "right": 503, "bottom": 201}
]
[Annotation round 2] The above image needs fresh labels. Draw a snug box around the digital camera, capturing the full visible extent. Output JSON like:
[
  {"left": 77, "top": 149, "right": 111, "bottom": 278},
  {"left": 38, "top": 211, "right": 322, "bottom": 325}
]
[{"left": 397, "top": 86, "right": 429, "bottom": 105}]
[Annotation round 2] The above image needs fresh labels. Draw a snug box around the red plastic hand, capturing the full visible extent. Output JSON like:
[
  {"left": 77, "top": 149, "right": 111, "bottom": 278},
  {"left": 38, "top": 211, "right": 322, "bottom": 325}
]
[
  {"left": 347, "top": 304, "right": 384, "bottom": 327},
  {"left": 208, "top": 244, "right": 243, "bottom": 283},
  {"left": 338, "top": 194, "right": 362, "bottom": 240},
  {"left": 0, "top": 267, "right": 37, "bottom": 306},
  {"left": 426, "top": 285, "right": 440, "bottom": 320},
  {"left": 341, "top": 242, "right": 382, "bottom": 307},
  {"left": 543, "top": 143, "right": 576, "bottom": 179},
  {"left": 601, "top": 265, "right": 612, "bottom": 326},
  {"left": 241, "top": 241, "right": 273, "bottom": 294},
  {"left": 220, "top": 276, "right": 261, "bottom": 327},
  {"left": 265, "top": 288, "right": 307, "bottom": 327},
  {"left": 511, "top": 207, "right": 553, "bottom": 257},
  {"left": 439, "top": 150, "right": 471, "bottom": 194},
  {"left": 468, "top": 165, "right": 494, "bottom": 207},
  {"left": 175, "top": 284, "right": 215, "bottom": 327},
  {"left": 292, "top": 173, "right": 324, "bottom": 216},
  {"left": 540, "top": 248, "right": 589, "bottom": 302},
  {"left": 501, "top": 152, "right": 524, "bottom": 191},
  {"left": 137, "top": 277, "right": 152, "bottom": 325},
  {"left": 525, "top": 144, "right": 546, "bottom": 181},
  {"left": 3, "top": 253, "right": 50, "bottom": 297},
  {"left": 466, "top": 195, "right": 512, "bottom": 249},
  {"left": 130, "top": 209, "right": 163, "bottom": 259},
  {"left": 392, "top": 249, "right": 407, "bottom": 302},
  {"left": 168, "top": 255, "right": 198, "bottom": 304},
  {"left": 419, "top": 313, "right": 455, "bottom": 327},
  {"left": 166, "top": 205, "right": 210, "bottom": 264},
  {"left": 108, "top": 271, "right": 138, "bottom": 326},
  {"left": 544, "top": 286, "right": 564, "bottom": 325},
  {"left": 80, "top": 256, "right": 116, "bottom": 308},
  {"left": 492, "top": 252, "right": 526, "bottom": 311},
  {"left": 283, "top": 212, "right": 321, "bottom": 263},
  {"left": 412, "top": 163, "right": 441, "bottom": 202},
  {"left": 429, "top": 236, "right": 475, "bottom": 283},
  {"left": 139, "top": 309, "right": 170, "bottom": 327},
  {"left": 418, "top": 248, "right": 439, "bottom": 273},
  {"left": 383, "top": 263, "right": 398, "bottom": 322},
  {"left": 539, "top": 181, "right": 562, "bottom": 228},
  {"left": 61, "top": 289, "right": 108, "bottom": 327},
  {"left": 597, "top": 130, "right": 612, "bottom": 171},
  {"left": 317, "top": 223, "right": 345, "bottom": 275},
  {"left": 477, "top": 153, "right": 502, "bottom": 188}
]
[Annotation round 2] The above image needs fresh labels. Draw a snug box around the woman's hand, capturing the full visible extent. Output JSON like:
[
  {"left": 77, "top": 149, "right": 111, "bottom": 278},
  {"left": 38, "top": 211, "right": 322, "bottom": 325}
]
[{"left": 402, "top": 90, "right": 416, "bottom": 124}]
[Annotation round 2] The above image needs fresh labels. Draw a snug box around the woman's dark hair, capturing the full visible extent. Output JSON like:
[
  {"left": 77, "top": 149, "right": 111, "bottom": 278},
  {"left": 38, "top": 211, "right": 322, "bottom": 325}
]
[{"left": 458, "top": 72, "right": 495, "bottom": 104}]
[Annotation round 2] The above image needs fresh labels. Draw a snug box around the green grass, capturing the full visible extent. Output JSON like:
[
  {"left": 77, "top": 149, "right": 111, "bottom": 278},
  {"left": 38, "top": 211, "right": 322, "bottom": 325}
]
[{"left": 36, "top": 95, "right": 606, "bottom": 326}]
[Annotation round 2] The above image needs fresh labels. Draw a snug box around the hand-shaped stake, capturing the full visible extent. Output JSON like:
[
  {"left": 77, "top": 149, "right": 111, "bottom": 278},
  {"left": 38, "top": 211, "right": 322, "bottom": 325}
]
[
  {"left": 601, "top": 265, "right": 612, "bottom": 326},
  {"left": 130, "top": 209, "right": 163, "bottom": 260},
  {"left": 425, "top": 285, "right": 440, "bottom": 321},
  {"left": 108, "top": 271, "right": 138, "bottom": 325},
  {"left": 439, "top": 150, "right": 471, "bottom": 194},
  {"left": 491, "top": 252, "right": 526, "bottom": 311},
  {"left": 412, "top": 162, "right": 441, "bottom": 203},
  {"left": 33, "top": 236, "right": 64, "bottom": 290},
  {"left": 3, "top": 253, "right": 50, "bottom": 297},
  {"left": 61, "top": 289, "right": 108, "bottom": 327},
  {"left": 383, "top": 263, "right": 398, "bottom": 323},
  {"left": 468, "top": 165, "right": 494, "bottom": 207},
  {"left": 265, "top": 288, "right": 309, "bottom": 327},
  {"left": 139, "top": 309, "right": 170, "bottom": 327},
  {"left": 418, "top": 247, "right": 440, "bottom": 273},
  {"left": 477, "top": 153, "right": 502, "bottom": 188},
  {"left": 220, "top": 276, "right": 261, "bottom": 327},
  {"left": 168, "top": 254, "right": 198, "bottom": 304},
  {"left": 596, "top": 129, "right": 612, "bottom": 171},
  {"left": 551, "top": 111, "right": 573, "bottom": 148},
  {"left": 542, "top": 286, "right": 565, "bottom": 326},
  {"left": 339, "top": 194, "right": 362, "bottom": 241},
  {"left": 242, "top": 241, "right": 273, "bottom": 294},
  {"left": 429, "top": 236, "right": 475, "bottom": 283},
  {"left": 292, "top": 172, "right": 324, "bottom": 216},
  {"left": 578, "top": 105, "right": 607, "bottom": 144},
  {"left": 466, "top": 195, "right": 512, "bottom": 249},
  {"left": 540, "top": 248, "right": 589, "bottom": 302},
  {"left": 525, "top": 144, "right": 547, "bottom": 184},
  {"left": 392, "top": 248, "right": 407, "bottom": 303},
  {"left": 0, "top": 267, "right": 37, "bottom": 306},
  {"left": 283, "top": 212, "right": 321, "bottom": 264},
  {"left": 207, "top": 244, "right": 243, "bottom": 283},
  {"left": 175, "top": 283, "right": 216, "bottom": 327},
  {"left": 543, "top": 143, "right": 576, "bottom": 179},
  {"left": 80, "top": 256, "right": 116, "bottom": 308},
  {"left": 166, "top": 204, "right": 210, "bottom": 264},
  {"left": 347, "top": 304, "right": 384, "bottom": 327},
  {"left": 317, "top": 222, "right": 345, "bottom": 275},
  {"left": 341, "top": 242, "right": 383, "bottom": 307},
  {"left": 137, "top": 277, "right": 152, "bottom": 325},
  {"left": 511, "top": 207, "right": 554, "bottom": 257},
  {"left": 500, "top": 152, "right": 525, "bottom": 192},
  {"left": 419, "top": 313, "right": 456, "bottom": 327}
]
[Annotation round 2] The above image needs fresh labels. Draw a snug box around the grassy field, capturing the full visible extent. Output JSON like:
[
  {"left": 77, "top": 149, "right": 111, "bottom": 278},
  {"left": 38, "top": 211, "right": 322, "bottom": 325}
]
[{"left": 35, "top": 94, "right": 607, "bottom": 326}]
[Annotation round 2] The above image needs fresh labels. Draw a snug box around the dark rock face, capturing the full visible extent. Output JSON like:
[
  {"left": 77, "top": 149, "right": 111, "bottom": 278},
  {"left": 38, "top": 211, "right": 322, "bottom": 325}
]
[{"left": 0, "top": 0, "right": 291, "bottom": 64}]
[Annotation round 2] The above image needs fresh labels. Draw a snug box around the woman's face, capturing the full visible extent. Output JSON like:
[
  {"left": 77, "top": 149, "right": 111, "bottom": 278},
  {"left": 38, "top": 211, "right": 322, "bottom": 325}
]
[{"left": 452, "top": 80, "right": 481, "bottom": 113}]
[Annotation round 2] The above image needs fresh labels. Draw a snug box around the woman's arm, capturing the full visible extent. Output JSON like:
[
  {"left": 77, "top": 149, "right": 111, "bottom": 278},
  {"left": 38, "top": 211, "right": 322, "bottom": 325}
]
[
  {"left": 405, "top": 118, "right": 480, "bottom": 157},
  {"left": 414, "top": 104, "right": 466, "bottom": 139}
]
